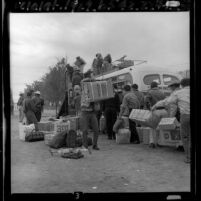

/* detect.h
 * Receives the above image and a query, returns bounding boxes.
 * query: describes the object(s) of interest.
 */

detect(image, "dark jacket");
[102,92,120,112]
[145,87,166,108]
[133,90,144,109]
[23,97,38,124]
[72,72,83,86]
[32,96,44,113]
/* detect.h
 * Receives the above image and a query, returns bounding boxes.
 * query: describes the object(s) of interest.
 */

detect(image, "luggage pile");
[129,109,183,147]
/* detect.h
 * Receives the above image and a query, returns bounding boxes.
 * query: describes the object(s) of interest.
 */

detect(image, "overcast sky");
[10,12,189,102]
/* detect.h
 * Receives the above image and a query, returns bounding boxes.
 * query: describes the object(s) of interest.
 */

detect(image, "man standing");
[144,81,166,148]
[72,66,83,87]
[17,92,24,122]
[113,85,140,144]
[23,90,39,131]
[72,85,81,116]
[80,78,100,150]
[145,81,166,110]
[74,56,86,74]
[32,91,44,122]
[92,53,103,76]
[151,81,181,120]
[102,85,120,140]
[157,78,190,163]
[131,84,144,109]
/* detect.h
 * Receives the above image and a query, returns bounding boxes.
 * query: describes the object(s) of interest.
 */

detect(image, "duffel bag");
[25,130,44,142]
[60,150,84,159]
[49,131,67,149]
[75,136,93,147]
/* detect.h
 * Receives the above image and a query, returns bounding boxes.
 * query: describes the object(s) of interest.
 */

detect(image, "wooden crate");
[82,80,114,102]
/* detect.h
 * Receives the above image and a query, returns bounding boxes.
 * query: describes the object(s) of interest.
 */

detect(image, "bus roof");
[95,64,178,80]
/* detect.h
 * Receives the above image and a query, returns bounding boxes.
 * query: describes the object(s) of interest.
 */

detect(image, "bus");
[95,63,182,96]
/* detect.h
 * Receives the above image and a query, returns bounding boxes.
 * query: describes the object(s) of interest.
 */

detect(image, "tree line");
[24,57,67,114]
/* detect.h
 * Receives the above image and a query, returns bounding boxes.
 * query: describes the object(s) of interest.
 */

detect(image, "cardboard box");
[82,80,114,102]
[141,127,151,145]
[157,128,182,146]
[158,117,180,130]
[61,115,80,130]
[44,133,57,145]
[116,128,131,144]
[54,122,70,133]
[19,123,35,141]
[129,109,168,129]
[138,127,160,145]
[136,127,143,143]
[38,121,55,131]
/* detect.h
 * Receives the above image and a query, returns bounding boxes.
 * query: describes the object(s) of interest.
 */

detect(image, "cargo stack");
[81,80,114,102]
[157,117,182,147]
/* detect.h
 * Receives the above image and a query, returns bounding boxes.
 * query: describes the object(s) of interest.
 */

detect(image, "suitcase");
[25,131,44,142]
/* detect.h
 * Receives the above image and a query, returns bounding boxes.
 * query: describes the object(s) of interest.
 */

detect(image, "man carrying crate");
[79,78,100,150]
[152,78,190,163]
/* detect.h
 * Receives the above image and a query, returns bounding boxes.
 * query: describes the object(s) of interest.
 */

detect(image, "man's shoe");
[93,145,100,150]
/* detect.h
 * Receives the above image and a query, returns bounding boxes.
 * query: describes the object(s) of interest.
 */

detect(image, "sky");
[10,12,190,102]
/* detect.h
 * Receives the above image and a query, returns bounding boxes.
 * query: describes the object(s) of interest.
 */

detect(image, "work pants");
[129,119,140,143]
[19,106,25,122]
[105,108,117,138]
[25,111,39,131]
[35,111,42,122]
[180,114,191,161]
[80,111,99,148]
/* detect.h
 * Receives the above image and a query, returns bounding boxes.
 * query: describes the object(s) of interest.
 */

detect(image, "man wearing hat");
[153,78,190,163]
[23,90,39,131]
[17,92,25,122]
[144,81,166,110]
[32,91,44,122]
[72,66,83,87]
[151,81,181,118]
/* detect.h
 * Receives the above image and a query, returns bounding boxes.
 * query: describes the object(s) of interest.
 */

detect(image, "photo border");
[2,0,196,201]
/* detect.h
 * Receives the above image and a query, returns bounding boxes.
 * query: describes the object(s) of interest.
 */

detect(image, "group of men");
[17,90,44,131]
[17,74,190,163]
[71,75,190,163]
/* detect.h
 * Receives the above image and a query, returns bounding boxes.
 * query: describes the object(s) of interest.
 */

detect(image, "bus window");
[163,74,179,85]
[143,74,161,85]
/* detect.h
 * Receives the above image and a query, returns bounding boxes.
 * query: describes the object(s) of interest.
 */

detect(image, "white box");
[158,117,180,130]
[19,123,35,141]
[157,128,182,146]
[116,129,131,144]
[82,80,114,102]
[129,109,168,129]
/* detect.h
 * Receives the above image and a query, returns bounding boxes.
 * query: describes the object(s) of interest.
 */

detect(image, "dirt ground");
[11,110,190,193]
